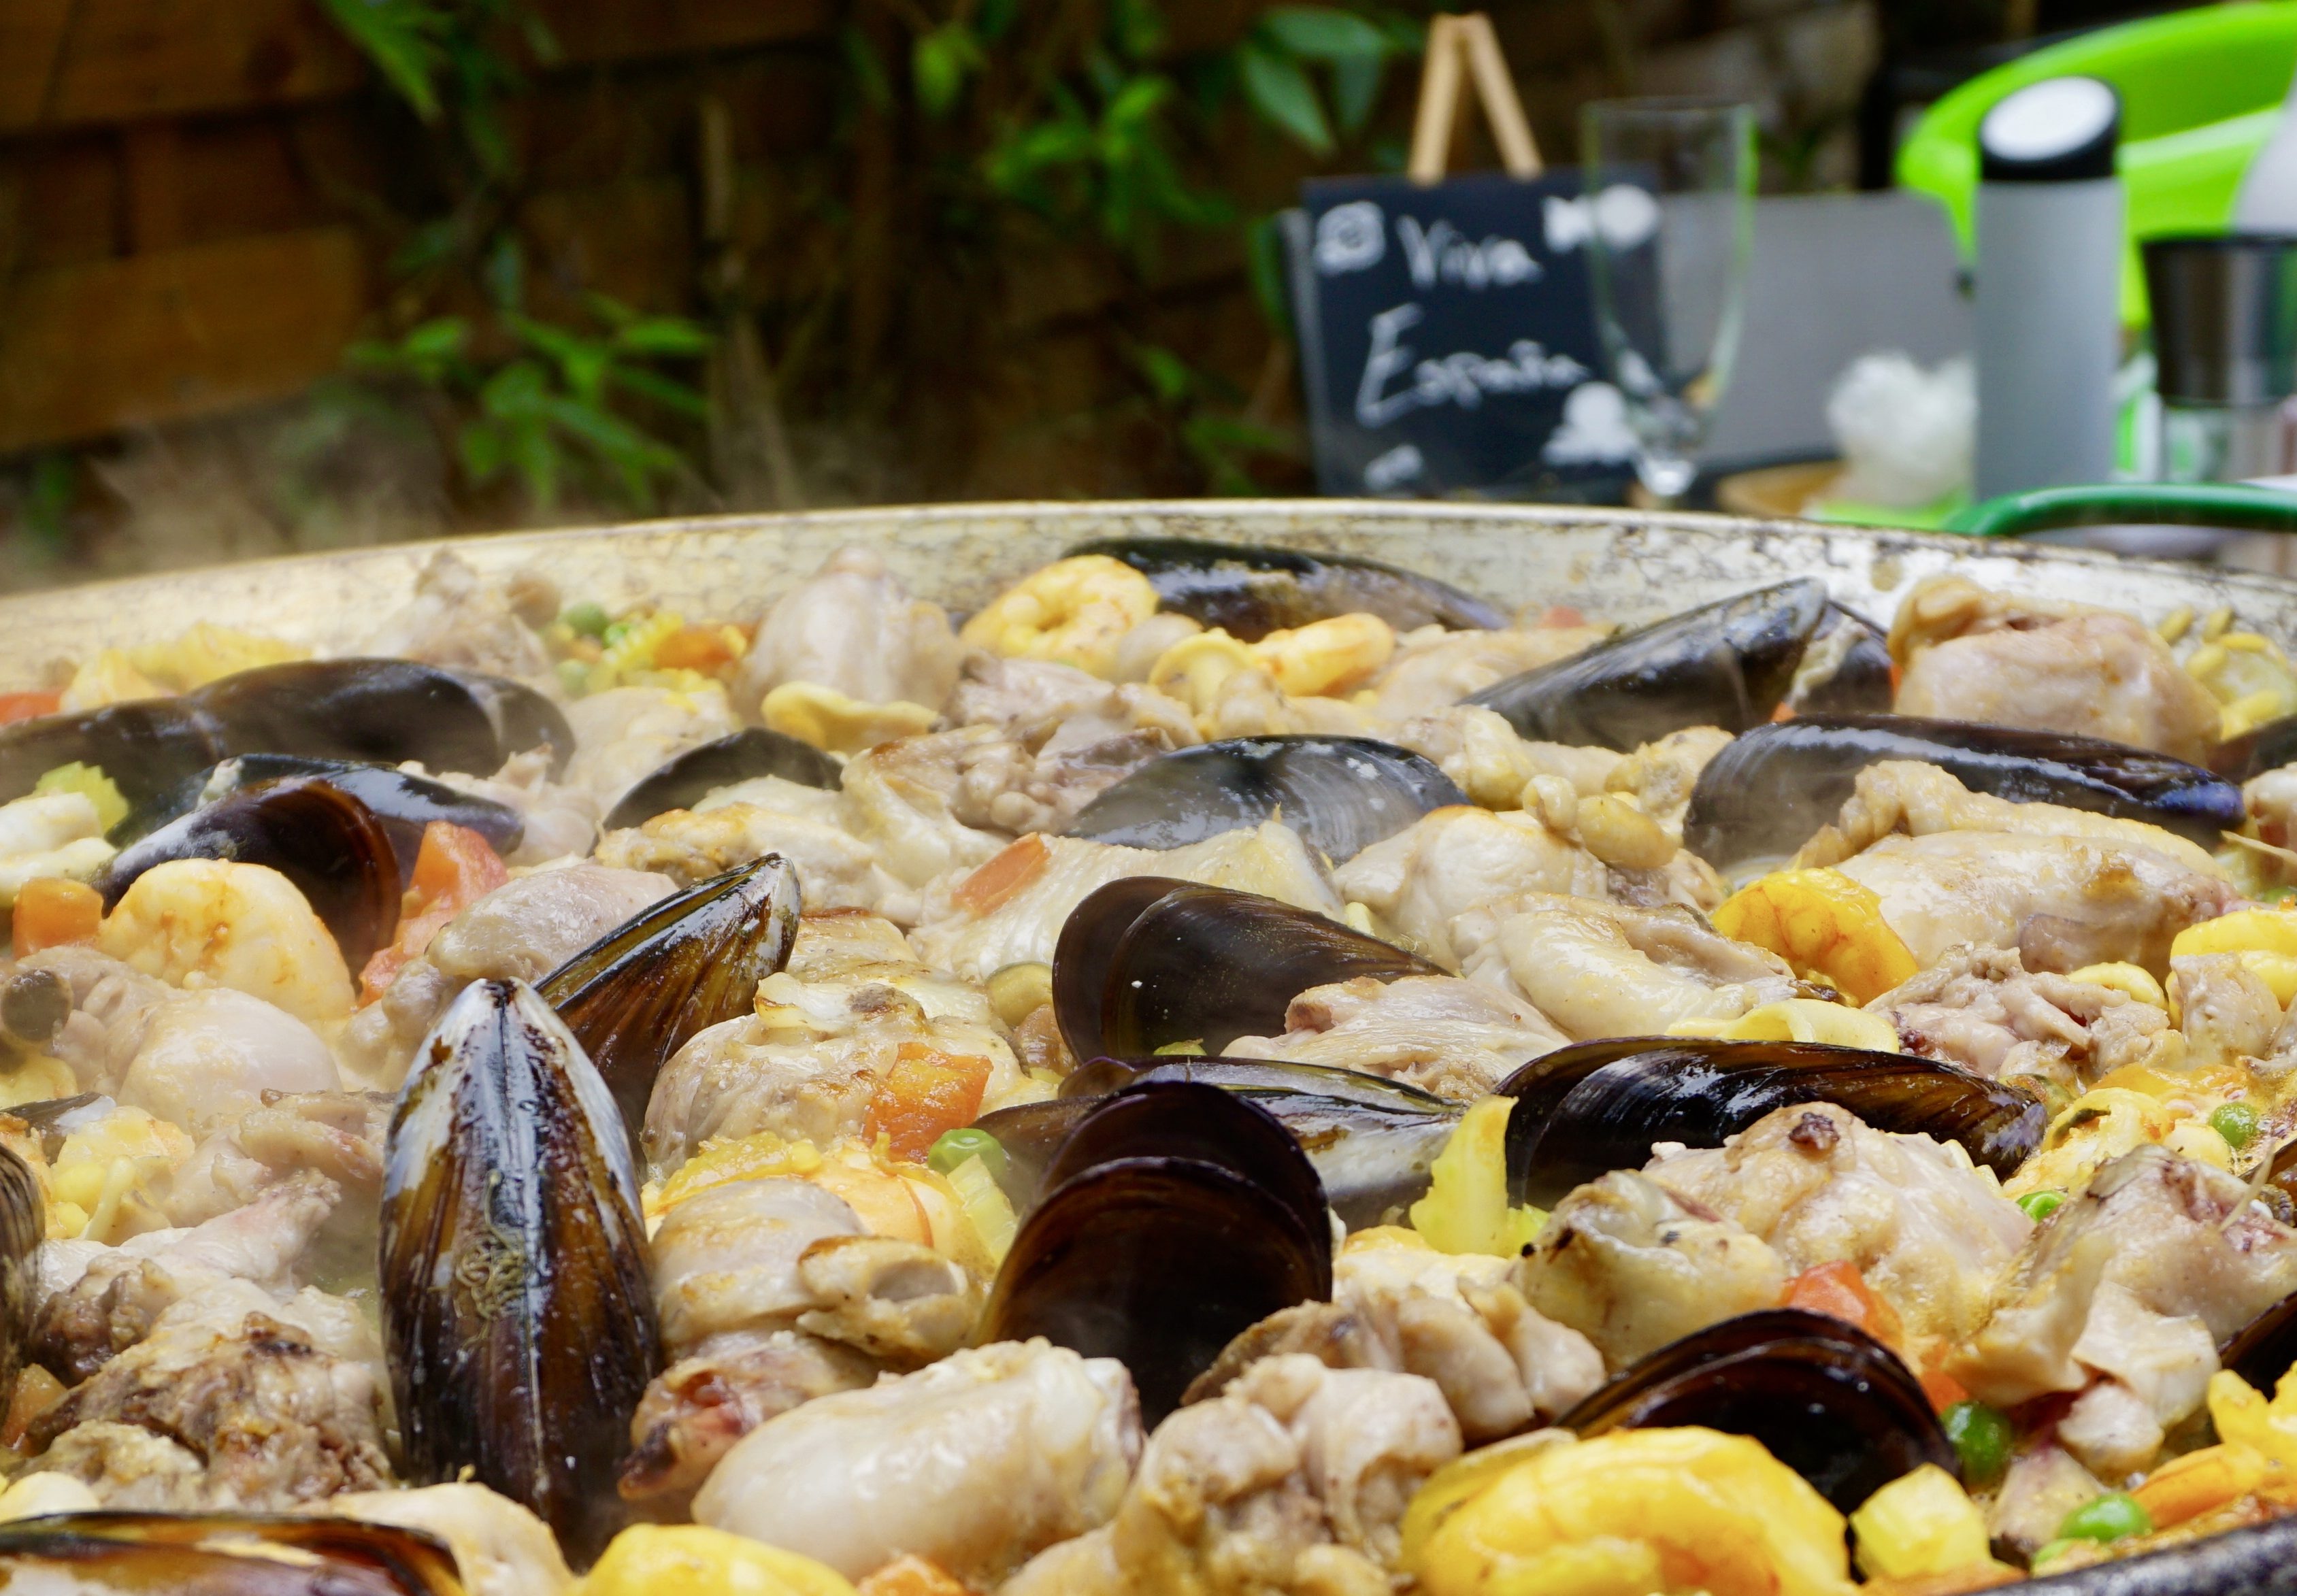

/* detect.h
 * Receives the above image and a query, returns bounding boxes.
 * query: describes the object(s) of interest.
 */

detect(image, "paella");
[2,527,2297,1595]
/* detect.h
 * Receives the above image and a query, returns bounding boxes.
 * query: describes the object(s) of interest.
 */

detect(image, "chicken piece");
[1516,1170,1787,1369]
[1867,946,2182,1100]
[1889,576,2219,760]
[1799,760,2225,878]
[1951,1147,2297,1465]
[33,1170,342,1380]
[1192,664,1378,743]
[427,748,601,866]
[1365,622,1607,721]
[596,801,906,911]
[26,1298,393,1510]
[693,1338,1142,1586]
[26,1423,205,1510]
[22,946,174,1098]
[839,727,1014,890]
[164,1091,390,1227]
[331,1483,575,1596]
[362,550,554,682]
[621,1327,883,1513]
[2245,763,2297,854]
[2170,953,2285,1069]
[794,1233,980,1365]
[1380,708,1583,812]
[563,684,742,812]
[1191,1233,1602,1444]
[736,546,964,716]
[646,915,1037,1167]
[1223,975,1566,1101]
[1989,1445,2106,1557]
[1646,1102,2031,1352]
[1334,808,1608,966]
[907,822,1341,983]
[0,791,114,906]
[343,863,674,1086]
[114,986,339,1133]
[1453,893,1798,1043]
[1006,1354,1461,1596]
[946,654,1197,757]
[652,1177,865,1357]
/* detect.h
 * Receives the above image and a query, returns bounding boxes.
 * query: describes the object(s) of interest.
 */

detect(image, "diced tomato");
[12,878,101,954]
[1770,700,1796,722]
[1533,605,1586,629]
[863,1044,993,1162]
[0,693,59,727]
[359,822,510,1002]
[1783,1259,1904,1347]
[1921,1367,1971,1414]
[654,625,742,675]
[953,835,1049,917]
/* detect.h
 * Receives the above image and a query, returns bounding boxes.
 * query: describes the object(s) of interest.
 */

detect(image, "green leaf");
[1330,52,1383,134]
[316,0,447,120]
[1258,6,1390,61]
[401,318,470,361]
[388,217,459,278]
[842,23,896,112]
[1237,41,1332,154]
[480,359,551,419]
[977,0,1019,41]
[1131,344,1194,405]
[482,233,525,312]
[1245,215,1293,337]
[459,418,508,480]
[1109,0,1166,61]
[912,22,983,117]
[610,365,710,419]
[614,317,713,358]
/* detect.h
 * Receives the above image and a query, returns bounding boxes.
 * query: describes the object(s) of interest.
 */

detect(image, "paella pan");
[5,501,2297,1595]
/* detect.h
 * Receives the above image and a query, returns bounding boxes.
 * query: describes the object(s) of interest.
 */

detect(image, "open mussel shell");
[113,754,525,869]
[2211,713,2297,782]
[1779,603,1894,718]
[97,777,403,971]
[982,1079,1334,1423]
[1062,735,1465,861]
[1068,536,1504,640]
[538,854,801,1156]
[381,978,659,1567]
[0,1512,464,1595]
[0,1141,42,1400]
[1559,1308,1955,1513]
[1496,1038,2045,1206]
[601,728,842,831]
[1466,578,1828,750]
[1052,879,1438,1061]
[1684,714,2245,872]
[0,659,570,810]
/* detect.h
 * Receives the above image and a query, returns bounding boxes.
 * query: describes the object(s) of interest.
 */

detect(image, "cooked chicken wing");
[1223,974,1566,1099]
[1868,946,2182,1099]
[1365,621,1606,720]
[563,684,742,812]
[331,1483,575,1596]
[735,546,964,716]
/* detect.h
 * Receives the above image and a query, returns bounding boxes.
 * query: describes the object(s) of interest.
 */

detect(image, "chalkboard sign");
[1285,171,1653,500]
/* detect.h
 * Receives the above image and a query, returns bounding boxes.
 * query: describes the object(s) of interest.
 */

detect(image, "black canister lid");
[2145,234,2297,405]
[1979,76,2120,184]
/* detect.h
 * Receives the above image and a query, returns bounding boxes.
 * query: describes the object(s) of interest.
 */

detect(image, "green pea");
[2028,1539,2082,1571]
[2058,1492,2151,1544]
[928,1127,1008,1181]
[2213,1101,2262,1150]
[561,601,610,638]
[554,659,592,697]
[2017,1189,2065,1223]
[1940,1400,2013,1486]
[601,619,633,646]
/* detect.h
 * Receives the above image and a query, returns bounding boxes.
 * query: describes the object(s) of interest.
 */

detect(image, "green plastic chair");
[1897,3,2297,327]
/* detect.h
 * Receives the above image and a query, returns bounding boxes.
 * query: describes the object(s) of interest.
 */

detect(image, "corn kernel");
[575,1524,856,1596]
[1851,1464,1992,1580]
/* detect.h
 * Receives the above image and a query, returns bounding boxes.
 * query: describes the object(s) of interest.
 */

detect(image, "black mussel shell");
[2220,1290,2297,1393]
[1063,735,1465,861]
[0,1512,464,1595]
[1038,1081,1327,1242]
[113,754,525,878]
[1559,1308,1955,1513]
[1781,603,1894,718]
[0,697,222,812]
[981,1056,1461,1228]
[1467,579,1828,750]
[1069,536,1505,641]
[2213,714,2297,782]
[381,978,659,1566]
[1496,1038,2045,1206]
[0,1141,42,1399]
[982,1084,1334,1425]
[97,778,403,972]
[1052,880,1438,1061]
[539,855,802,1160]
[0,659,569,812]
[1684,714,2245,872]
[601,729,842,831]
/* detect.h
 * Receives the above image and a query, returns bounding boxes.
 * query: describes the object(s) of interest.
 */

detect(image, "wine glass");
[1580,98,1757,503]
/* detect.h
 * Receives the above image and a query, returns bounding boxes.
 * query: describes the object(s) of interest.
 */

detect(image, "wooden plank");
[37,0,365,129]
[538,0,829,66]
[0,227,368,450]
[120,122,183,250]
[0,0,77,129]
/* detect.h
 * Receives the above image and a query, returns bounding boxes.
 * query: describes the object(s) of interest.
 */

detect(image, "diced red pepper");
[953,835,1049,917]
[0,693,60,727]
[359,822,510,1002]
[863,1044,993,1163]
[1783,1259,1904,1348]
[12,878,101,954]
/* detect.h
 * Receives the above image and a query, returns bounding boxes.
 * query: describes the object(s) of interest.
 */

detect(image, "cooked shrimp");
[99,859,354,1025]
